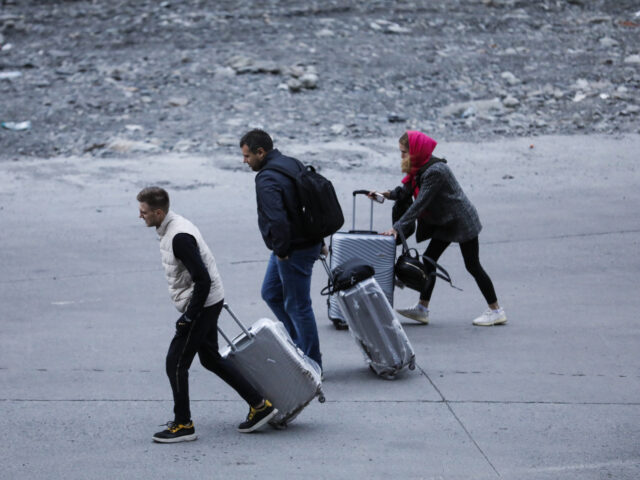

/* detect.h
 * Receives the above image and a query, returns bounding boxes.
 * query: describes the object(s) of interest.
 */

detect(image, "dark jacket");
[255,149,318,257]
[392,160,482,243]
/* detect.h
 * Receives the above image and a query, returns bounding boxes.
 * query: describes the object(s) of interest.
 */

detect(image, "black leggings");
[420,237,497,305]
[166,299,263,424]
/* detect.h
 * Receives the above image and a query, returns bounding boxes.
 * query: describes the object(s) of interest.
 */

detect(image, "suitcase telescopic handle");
[318,254,336,297]
[318,254,333,281]
[351,190,374,232]
[218,303,254,351]
[216,326,236,352]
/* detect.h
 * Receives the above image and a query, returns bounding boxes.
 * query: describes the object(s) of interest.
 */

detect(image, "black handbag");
[394,228,461,292]
[321,257,375,296]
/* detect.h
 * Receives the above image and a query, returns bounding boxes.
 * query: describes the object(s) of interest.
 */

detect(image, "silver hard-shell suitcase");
[328,190,396,326]
[321,259,416,379]
[218,304,325,427]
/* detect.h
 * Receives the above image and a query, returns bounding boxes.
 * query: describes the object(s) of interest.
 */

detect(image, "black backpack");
[263,163,344,241]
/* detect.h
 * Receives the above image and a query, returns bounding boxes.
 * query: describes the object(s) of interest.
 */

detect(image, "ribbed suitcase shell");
[337,277,415,379]
[219,307,325,427]
[328,232,396,323]
[327,191,396,323]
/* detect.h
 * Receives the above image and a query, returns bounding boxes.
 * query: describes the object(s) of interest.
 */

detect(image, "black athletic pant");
[166,299,263,424]
[420,237,498,305]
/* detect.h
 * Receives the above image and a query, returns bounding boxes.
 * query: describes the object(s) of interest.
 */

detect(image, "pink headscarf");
[401,131,437,198]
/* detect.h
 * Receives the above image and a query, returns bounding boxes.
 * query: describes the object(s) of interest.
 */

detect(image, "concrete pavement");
[1,134,639,479]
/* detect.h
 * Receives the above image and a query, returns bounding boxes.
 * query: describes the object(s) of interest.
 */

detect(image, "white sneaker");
[396,304,429,324]
[472,308,507,326]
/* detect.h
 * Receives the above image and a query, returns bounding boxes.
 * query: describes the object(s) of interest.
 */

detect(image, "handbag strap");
[421,255,463,291]
[396,226,411,253]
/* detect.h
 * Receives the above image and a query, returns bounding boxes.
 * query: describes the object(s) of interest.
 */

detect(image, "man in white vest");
[137,186,276,443]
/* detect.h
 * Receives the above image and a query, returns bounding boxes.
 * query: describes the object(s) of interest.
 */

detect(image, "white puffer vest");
[156,211,224,313]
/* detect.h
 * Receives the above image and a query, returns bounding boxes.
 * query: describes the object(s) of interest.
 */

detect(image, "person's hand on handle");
[381,227,398,238]
[367,190,390,203]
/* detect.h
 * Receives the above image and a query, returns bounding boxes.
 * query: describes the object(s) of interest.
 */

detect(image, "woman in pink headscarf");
[370,131,506,327]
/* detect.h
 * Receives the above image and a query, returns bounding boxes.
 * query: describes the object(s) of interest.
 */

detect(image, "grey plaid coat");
[392,162,482,243]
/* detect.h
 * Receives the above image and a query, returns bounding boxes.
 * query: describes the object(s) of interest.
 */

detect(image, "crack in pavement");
[419,364,501,477]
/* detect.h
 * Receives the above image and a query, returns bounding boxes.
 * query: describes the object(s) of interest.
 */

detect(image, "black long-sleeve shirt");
[172,233,211,319]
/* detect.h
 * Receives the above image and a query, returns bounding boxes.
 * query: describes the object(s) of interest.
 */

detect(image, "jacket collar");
[417,156,447,177]
[156,210,176,237]
[260,149,281,169]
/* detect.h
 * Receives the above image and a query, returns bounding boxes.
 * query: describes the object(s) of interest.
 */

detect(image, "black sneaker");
[237,400,278,433]
[152,421,197,443]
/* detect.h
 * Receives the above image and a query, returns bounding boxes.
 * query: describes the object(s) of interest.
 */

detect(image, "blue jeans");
[261,243,322,368]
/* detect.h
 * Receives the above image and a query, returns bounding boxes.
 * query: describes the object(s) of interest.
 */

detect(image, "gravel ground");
[0,0,639,159]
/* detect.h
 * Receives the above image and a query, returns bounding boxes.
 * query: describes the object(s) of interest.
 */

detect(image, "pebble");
[462,107,476,118]
[167,97,189,107]
[387,113,407,123]
[213,66,235,78]
[441,98,504,118]
[502,96,520,108]
[287,78,302,93]
[501,71,520,86]
[252,61,280,74]
[107,138,161,153]
[1,120,31,131]
[369,20,410,34]
[300,73,318,89]
[215,136,237,147]
[574,78,590,90]
[315,28,334,38]
[620,105,640,116]
[588,16,611,24]
[173,139,199,152]
[227,55,252,71]
[623,55,640,64]
[287,65,306,78]
[330,124,346,135]
[0,71,22,80]
[599,37,619,48]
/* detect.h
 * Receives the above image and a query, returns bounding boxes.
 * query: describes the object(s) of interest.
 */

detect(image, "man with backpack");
[240,129,333,370]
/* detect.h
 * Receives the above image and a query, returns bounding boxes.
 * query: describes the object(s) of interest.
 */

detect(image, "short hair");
[399,132,409,149]
[137,186,170,213]
[239,129,273,154]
